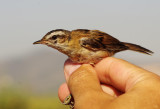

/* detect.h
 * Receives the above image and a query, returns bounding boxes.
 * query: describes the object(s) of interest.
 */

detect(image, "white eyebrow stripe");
[46,31,65,39]
[51,31,65,36]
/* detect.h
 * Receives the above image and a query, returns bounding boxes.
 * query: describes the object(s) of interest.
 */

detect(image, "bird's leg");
[63,94,74,109]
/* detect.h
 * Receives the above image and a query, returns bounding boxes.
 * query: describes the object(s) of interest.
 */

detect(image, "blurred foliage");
[28,96,69,109]
[0,87,69,109]
[0,87,27,109]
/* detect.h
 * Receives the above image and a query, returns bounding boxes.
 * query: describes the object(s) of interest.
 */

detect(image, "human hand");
[58,57,160,109]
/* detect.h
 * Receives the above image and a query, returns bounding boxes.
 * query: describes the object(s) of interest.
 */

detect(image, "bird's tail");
[123,42,154,55]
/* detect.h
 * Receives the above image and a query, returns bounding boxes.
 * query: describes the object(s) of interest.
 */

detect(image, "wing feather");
[80,30,128,52]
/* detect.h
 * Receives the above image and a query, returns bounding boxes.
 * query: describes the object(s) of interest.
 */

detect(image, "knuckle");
[68,65,95,86]
[68,69,89,87]
[68,65,97,93]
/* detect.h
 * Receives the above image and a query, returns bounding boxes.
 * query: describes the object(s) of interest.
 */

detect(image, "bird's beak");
[33,40,42,44]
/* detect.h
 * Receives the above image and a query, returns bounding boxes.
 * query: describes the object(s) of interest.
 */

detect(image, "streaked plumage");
[33,29,153,64]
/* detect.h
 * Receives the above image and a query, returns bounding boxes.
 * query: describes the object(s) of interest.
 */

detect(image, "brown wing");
[80,30,128,52]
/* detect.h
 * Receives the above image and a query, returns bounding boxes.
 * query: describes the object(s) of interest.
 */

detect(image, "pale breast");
[69,47,112,64]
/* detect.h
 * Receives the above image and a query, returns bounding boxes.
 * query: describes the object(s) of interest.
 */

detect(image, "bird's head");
[33,29,71,48]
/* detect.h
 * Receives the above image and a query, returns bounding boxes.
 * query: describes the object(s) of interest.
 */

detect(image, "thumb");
[64,60,103,101]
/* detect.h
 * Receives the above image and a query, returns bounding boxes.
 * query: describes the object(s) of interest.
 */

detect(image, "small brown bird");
[33,29,153,64]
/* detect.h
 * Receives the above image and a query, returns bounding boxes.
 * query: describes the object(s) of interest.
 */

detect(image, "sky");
[0,0,160,63]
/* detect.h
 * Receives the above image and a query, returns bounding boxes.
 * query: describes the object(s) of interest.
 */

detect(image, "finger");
[64,62,114,101]
[101,84,122,97]
[58,83,120,102]
[94,57,156,92]
[64,59,81,81]
[65,64,102,99]
[58,83,70,102]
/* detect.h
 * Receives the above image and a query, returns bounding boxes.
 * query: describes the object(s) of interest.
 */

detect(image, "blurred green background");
[0,0,160,109]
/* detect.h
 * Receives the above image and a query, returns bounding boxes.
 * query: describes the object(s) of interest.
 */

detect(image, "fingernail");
[64,59,81,79]
[64,62,81,75]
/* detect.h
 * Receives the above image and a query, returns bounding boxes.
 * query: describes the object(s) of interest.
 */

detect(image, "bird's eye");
[51,35,59,40]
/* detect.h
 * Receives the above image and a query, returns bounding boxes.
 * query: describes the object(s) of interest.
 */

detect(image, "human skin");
[58,57,160,109]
